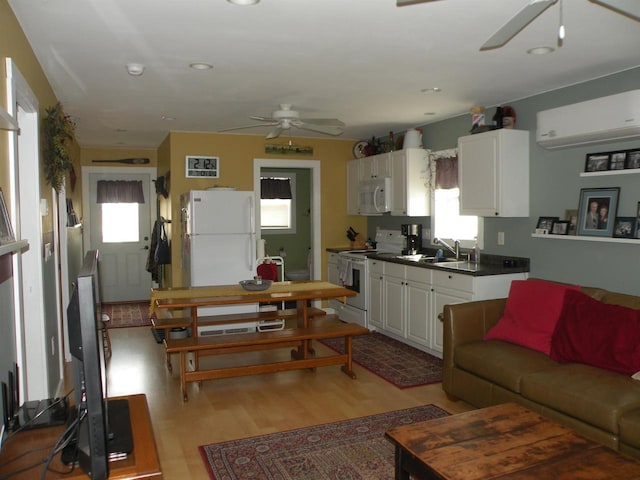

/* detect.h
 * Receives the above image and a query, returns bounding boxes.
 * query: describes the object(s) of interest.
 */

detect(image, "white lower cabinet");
[327,252,340,286]
[371,261,527,358]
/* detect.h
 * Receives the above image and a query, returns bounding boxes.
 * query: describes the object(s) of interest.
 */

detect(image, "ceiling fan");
[219,104,345,139]
[396,0,640,50]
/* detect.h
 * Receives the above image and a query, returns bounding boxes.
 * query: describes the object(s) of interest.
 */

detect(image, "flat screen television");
[66,249,109,479]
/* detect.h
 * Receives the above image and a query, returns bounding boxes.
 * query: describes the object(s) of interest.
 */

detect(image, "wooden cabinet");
[458,129,529,217]
[390,148,430,216]
[346,159,360,215]
[368,259,384,328]
[360,152,391,180]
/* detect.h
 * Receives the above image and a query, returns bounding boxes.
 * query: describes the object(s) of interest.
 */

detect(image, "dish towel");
[338,257,353,287]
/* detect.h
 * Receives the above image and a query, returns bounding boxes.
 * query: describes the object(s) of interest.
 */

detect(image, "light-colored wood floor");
[102,326,473,479]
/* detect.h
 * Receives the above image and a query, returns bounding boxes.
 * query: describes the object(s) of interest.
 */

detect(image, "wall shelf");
[0,240,28,257]
[580,168,640,177]
[0,107,18,131]
[531,233,639,244]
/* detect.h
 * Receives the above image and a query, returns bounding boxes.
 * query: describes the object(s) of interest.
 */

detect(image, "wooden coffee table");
[385,402,640,479]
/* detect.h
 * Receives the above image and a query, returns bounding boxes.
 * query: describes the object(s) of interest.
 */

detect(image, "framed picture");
[613,217,636,239]
[536,216,558,233]
[550,220,570,235]
[0,188,16,245]
[584,153,609,172]
[564,209,578,235]
[626,150,640,170]
[577,187,620,237]
[636,202,640,240]
[609,151,627,170]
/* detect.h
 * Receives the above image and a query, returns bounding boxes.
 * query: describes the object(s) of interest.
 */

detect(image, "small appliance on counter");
[401,223,422,255]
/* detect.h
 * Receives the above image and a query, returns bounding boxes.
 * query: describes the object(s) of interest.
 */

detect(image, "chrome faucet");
[433,238,460,260]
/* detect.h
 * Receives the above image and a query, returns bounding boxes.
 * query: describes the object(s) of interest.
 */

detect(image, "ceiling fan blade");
[298,118,346,127]
[297,122,344,136]
[266,125,284,139]
[589,0,640,21]
[480,0,557,51]
[396,0,441,6]
[218,122,278,133]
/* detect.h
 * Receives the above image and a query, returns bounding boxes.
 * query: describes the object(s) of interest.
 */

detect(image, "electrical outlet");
[498,232,505,245]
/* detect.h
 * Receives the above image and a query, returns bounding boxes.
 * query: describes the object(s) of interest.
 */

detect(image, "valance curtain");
[261,177,292,199]
[96,180,145,204]
[435,156,459,189]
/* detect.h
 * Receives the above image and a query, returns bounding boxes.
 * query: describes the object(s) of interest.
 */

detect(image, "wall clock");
[185,155,219,178]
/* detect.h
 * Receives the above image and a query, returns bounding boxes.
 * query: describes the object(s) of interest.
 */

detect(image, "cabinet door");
[368,271,384,328]
[431,287,472,353]
[390,150,407,215]
[327,254,340,286]
[346,159,360,215]
[383,275,405,336]
[375,153,392,178]
[406,280,431,347]
[458,132,499,216]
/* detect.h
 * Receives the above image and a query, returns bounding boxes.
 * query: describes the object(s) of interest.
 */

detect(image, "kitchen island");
[151,281,369,400]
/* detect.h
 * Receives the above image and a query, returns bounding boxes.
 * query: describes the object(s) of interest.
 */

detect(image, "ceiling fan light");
[527,45,555,55]
[126,63,145,76]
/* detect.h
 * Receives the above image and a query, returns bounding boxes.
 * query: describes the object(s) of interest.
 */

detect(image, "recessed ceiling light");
[190,62,213,70]
[126,63,145,76]
[527,46,555,55]
[161,115,175,121]
[424,112,436,116]
[227,0,259,5]
[420,87,441,94]
[115,128,127,133]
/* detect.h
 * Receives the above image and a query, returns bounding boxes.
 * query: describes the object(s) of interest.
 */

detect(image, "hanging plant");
[42,102,76,193]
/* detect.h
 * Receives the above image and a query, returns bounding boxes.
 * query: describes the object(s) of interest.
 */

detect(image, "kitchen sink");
[395,255,461,264]
[432,261,478,271]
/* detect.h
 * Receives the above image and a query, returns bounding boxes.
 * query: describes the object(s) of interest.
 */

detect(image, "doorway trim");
[253,159,321,280]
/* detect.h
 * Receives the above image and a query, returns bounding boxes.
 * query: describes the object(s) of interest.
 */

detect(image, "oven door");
[344,261,366,310]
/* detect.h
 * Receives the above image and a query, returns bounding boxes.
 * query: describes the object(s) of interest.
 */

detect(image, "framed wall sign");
[185,155,219,178]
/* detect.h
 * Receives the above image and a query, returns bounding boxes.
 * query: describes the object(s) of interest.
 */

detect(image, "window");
[260,173,296,234]
[102,203,139,242]
[431,151,482,249]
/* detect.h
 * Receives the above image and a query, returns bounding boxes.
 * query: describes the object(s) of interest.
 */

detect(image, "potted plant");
[42,102,75,193]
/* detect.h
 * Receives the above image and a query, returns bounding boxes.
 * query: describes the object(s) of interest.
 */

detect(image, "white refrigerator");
[181,190,259,334]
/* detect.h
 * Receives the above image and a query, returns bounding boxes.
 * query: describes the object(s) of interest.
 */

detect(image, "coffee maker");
[401,223,422,255]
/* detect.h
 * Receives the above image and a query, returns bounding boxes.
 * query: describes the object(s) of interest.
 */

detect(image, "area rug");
[101,302,152,328]
[199,404,449,480]
[319,332,443,388]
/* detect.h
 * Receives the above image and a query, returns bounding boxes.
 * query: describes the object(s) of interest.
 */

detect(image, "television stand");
[0,394,161,480]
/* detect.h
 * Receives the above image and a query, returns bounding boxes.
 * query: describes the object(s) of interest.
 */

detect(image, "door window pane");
[102,203,139,242]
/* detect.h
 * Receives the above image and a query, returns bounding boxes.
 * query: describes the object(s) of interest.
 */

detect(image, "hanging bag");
[154,223,171,265]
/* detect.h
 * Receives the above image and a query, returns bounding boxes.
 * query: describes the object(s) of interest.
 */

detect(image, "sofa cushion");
[521,363,640,433]
[484,279,580,355]
[550,290,640,375]
[620,409,640,449]
[456,340,558,393]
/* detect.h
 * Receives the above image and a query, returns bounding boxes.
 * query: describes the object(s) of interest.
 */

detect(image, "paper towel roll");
[257,239,266,259]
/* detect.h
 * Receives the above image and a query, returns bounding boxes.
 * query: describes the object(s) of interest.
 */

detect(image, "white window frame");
[260,172,297,235]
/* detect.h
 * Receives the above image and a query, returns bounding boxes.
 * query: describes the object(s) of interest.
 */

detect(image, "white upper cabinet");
[458,129,530,217]
[390,148,430,216]
[360,152,391,181]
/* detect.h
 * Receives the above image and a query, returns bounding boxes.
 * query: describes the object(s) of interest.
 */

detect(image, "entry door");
[88,171,153,302]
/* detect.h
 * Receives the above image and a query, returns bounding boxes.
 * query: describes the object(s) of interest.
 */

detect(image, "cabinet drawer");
[369,259,385,274]
[432,270,474,293]
[405,265,432,284]
[327,252,340,265]
[385,262,406,278]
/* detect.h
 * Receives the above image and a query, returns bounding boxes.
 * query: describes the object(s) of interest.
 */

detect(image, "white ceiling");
[8,0,640,148]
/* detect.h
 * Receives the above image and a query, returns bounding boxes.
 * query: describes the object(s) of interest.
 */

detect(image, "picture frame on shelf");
[0,188,16,245]
[609,151,627,170]
[564,209,578,235]
[613,217,636,239]
[636,202,640,239]
[535,216,559,234]
[584,153,609,172]
[626,150,640,170]
[550,220,570,235]
[577,187,619,237]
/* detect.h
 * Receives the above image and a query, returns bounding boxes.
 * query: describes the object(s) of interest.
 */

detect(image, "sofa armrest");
[442,298,506,393]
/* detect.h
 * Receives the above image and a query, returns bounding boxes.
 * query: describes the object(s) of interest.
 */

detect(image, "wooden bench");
[164,315,369,401]
[152,307,327,371]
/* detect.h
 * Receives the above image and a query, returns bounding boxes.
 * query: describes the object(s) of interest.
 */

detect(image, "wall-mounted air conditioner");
[536,90,640,150]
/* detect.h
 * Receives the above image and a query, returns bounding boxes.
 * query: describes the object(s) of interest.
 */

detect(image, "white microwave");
[358,177,391,215]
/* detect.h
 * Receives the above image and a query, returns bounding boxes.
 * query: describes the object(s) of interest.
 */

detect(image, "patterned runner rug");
[319,332,443,388]
[199,404,449,480]
[101,302,151,328]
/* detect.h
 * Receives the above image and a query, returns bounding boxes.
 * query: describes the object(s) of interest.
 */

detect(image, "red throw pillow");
[550,290,640,375]
[484,279,580,355]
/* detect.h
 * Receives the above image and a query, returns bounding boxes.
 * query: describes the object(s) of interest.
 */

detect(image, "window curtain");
[261,177,292,199]
[431,149,459,190]
[96,180,145,203]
